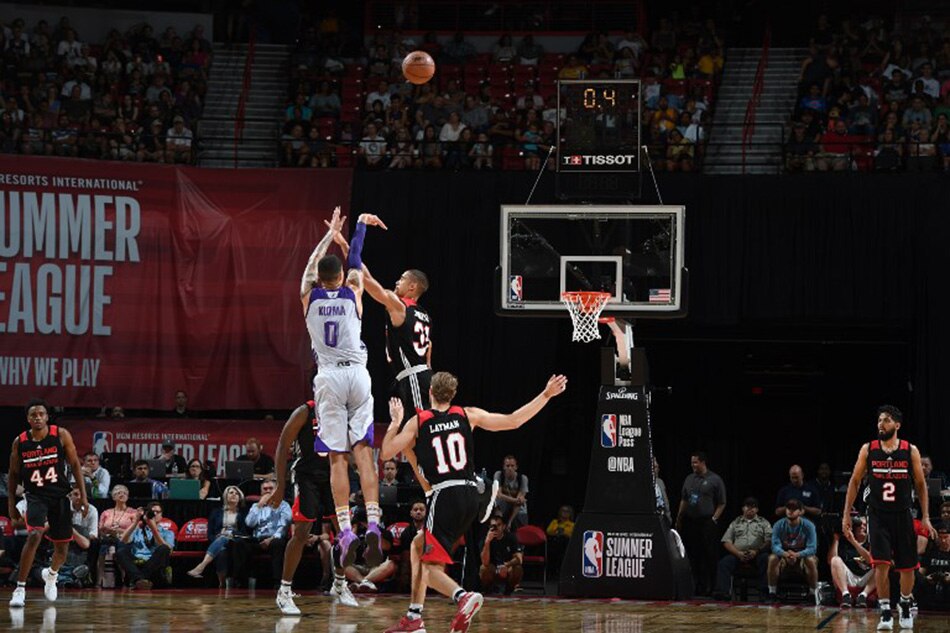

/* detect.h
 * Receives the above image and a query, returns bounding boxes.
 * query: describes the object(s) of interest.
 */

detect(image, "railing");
[741,22,771,173]
[233,30,256,167]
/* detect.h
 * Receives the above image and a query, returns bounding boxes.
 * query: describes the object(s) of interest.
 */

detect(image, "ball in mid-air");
[402,50,436,85]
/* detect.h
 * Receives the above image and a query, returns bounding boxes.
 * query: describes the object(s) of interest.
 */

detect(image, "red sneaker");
[383,615,426,633]
[449,592,484,633]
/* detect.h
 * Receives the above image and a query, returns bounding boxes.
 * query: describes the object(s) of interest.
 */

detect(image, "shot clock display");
[557,79,641,173]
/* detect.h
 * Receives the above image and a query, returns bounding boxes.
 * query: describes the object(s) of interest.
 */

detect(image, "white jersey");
[305,285,367,366]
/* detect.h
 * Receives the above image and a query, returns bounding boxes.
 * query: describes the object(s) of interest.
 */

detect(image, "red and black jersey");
[414,406,475,486]
[385,298,431,376]
[293,401,329,482]
[19,425,71,499]
[866,439,914,512]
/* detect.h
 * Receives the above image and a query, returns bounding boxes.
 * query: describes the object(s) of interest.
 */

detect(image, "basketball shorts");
[867,506,918,571]
[422,483,479,565]
[313,364,374,452]
[395,368,432,428]
[291,472,333,523]
[24,493,73,542]
[845,566,874,589]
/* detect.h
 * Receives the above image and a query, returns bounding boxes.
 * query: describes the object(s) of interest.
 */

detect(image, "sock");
[407,604,423,620]
[17,581,25,588]
[366,502,381,527]
[280,580,292,592]
[336,506,351,532]
[47,568,58,576]
[452,588,465,603]
[879,598,890,611]
[333,572,346,589]
[768,585,777,594]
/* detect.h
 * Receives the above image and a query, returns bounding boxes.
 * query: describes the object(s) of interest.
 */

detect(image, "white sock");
[880,598,890,611]
[768,585,777,594]
[336,506,351,532]
[407,604,423,620]
[333,573,346,589]
[366,502,381,527]
[280,580,292,592]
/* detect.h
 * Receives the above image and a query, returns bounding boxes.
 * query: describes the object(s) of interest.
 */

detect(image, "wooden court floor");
[3,589,950,632]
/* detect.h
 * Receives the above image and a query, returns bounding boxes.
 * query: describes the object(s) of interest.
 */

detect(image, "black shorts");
[291,472,333,524]
[867,506,918,571]
[24,493,73,542]
[422,483,479,565]
[396,369,432,427]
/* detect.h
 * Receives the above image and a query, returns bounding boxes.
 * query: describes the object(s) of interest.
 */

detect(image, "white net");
[561,292,612,343]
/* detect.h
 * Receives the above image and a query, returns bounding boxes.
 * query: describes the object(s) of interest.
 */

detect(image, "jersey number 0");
[431,432,467,474]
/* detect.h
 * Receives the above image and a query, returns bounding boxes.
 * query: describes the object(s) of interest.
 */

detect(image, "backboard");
[498,205,686,318]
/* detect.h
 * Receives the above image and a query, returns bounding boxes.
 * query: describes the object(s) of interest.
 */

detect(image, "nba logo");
[582,530,604,578]
[509,275,523,302]
[92,431,113,454]
[601,414,617,448]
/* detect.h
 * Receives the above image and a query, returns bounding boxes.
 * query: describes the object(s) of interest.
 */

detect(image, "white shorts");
[846,567,874,589]
[313,364,374,452]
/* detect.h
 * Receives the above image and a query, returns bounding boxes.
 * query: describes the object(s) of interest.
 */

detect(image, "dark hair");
[83,451,99,460]
[25,398,51,418]
[691,451,707,463]
[785,498,803,511]
[877,404,903,423]
[133,459,149,468]
[317,254,343,285]
[405,269,429,294]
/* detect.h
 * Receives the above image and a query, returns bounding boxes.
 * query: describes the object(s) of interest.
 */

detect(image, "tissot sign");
[561,154,639,170]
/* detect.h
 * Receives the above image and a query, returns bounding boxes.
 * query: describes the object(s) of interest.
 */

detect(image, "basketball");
[402,50,435,85]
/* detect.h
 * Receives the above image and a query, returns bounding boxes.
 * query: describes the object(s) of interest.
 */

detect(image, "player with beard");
[842,405,936,630]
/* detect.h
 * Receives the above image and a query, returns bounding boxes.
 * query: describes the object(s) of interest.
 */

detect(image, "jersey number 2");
[30,466,58,487]
[882,482,896,502]
[431,433,467,474]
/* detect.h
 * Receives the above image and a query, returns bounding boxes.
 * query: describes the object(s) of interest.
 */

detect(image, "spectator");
[469,132,493,169]
[902,96,933,129]
[115,501,174,589]
[358,121,387,168]
[76,451,111,499]
[365,80,392,111]
[830,516,875,608]
[916,62,940,100]
[516,83,544,111]
[306,125,331,168]
[137,119,166,162]
[675,450,726,597]
[187,485,248,587]
[341,506,396,592]
[847,92,877,135]
[875,127,903,171]
[654,457,671,523]
[546,504,575,570]
[883,69,910,104]
[810,462,836,524]
[786,123,818,172]
[932,115,950,172]
[615,46,639,78]
[230,478,291,587]
[479,513,524,595]
[616,29,648,61]
[380,459,399,487]
[185,458,211,500]
[922,455,950,490]
[418,124,442,169]
[285,93,312,122]
[651,17,677,53]
[920,522,950,609]
[494,455,529,528]
[165,115,193,163]
[558,55,588,80]
[157,438,187,476]
[396,500,427,591]
[172,390,189,417]
[774,464,823,519]
[905,119,936,171]
[461,95,490,132]
[388,127,414,169]
[799,85,827,114]
[238,438,276,476]
[56,28,83,65]
[310,81,341,118]
[440,111,466,169]
[442,32,476,64]
[282,123,309,167]
[493,34,517,63]
[666,129,694,172]
[98,486,138,543]
[766,499,819,604]
[516,35,544,65]
[130,459,168,499]
[714,497,771,601]
[816,119,852,171]
[59,487,98,587]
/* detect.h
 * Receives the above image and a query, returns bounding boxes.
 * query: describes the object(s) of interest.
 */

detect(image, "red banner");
[0,157,352,408]
[61,417,389,477]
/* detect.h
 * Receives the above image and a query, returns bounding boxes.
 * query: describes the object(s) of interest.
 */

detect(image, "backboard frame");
[497,205,687,319]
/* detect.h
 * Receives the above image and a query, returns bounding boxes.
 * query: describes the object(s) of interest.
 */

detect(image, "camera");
[145,508,156,520]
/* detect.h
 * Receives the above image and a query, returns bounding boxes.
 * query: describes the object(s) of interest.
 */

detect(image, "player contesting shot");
[841,405,936,631]
[380,371,567,633]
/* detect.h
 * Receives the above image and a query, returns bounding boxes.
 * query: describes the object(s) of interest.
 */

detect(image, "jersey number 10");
[431,432,467,474]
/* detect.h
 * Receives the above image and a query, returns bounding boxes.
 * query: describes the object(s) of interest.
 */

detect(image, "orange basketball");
[402,50,436,85]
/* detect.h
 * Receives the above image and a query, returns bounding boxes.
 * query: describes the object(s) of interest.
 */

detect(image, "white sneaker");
[330,582,358,607]
[898,600,913,630]
[878,609,894,631]
[276,589,301,615]
[41,568,58,602]
[275,616,301,633]
[9,587,25,608]
[40,606,56,633]
[9,606,24,629]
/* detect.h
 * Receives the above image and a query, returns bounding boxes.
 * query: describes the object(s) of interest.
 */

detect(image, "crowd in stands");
[0,16,210,164]
[281,14,724,171]
[787,12,950,172]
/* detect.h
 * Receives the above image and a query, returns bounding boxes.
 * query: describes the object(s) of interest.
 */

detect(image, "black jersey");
[414,406,475,486]
[838,536,872,576]
[19,425,71,499]
[866,439,914,512]
[386,298,431,377]
[294,401,329,481]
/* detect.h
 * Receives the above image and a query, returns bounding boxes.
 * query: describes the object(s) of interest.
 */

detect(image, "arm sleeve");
[347,221,366,270]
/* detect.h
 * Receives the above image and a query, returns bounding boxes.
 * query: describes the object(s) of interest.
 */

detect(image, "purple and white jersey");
[305,286,367,366]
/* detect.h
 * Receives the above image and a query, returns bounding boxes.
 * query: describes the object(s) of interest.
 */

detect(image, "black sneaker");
[841,593,853,608]
[856,593,867,608]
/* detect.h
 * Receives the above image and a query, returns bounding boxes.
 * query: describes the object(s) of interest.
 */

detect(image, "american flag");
[649,288,671,303]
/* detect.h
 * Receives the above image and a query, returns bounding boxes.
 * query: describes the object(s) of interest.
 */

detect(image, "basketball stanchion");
[560,291,612,342]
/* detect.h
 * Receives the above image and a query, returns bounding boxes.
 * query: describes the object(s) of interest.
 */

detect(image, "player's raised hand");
[358,213,388,230]
[543,374,568,398]
[388,397,404,427]
[327,205,345,233]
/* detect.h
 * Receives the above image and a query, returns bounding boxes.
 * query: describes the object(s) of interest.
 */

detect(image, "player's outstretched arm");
[362,264,408,324]
[467,375,568,432]
[7,438,21,522]
[301,206,345,304]
[271,404,310,508]
[60,428,88,517]
[841,443,869,538]
[381,398,419,460]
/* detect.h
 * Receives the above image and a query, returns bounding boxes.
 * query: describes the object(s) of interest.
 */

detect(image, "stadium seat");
[515,525,548,591]
[171,518,209,559]
[0,515,11,536]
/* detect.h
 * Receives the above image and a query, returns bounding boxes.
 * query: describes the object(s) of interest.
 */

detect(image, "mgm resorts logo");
[563,154,637,166]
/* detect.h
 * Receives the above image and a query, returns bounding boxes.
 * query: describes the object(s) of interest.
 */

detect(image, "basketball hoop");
[561,291,612,343]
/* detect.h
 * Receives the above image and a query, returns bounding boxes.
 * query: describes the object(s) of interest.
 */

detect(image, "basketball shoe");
[878,607,894,630]
[276,587,301,615]
[41,568,57,601]
[449,592,484,633]
[336,528,359,568]
[364,523,384,567]
[383,615,426,633]
[9,586,25,607]
[330,580,359,607]
[898,598,913,630]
